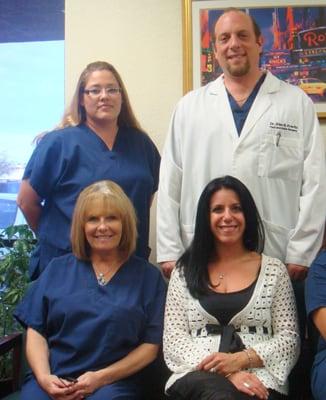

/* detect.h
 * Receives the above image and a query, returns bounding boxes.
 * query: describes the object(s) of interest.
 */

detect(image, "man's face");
[213,11,263,78]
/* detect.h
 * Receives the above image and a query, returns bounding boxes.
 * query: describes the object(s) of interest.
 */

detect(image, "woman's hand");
[73,371,104,397]
[160,261,176,279]
[197,352,243,376]
[228,371,269,400]
[37,374,82,400]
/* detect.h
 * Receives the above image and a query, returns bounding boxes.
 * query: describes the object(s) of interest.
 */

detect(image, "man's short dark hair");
[212,7,262,43]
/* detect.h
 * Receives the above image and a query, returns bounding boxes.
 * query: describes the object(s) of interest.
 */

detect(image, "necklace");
[234,95,249,104]
[225,85,250,105]
[93,265,112,286]
[210,272,225,288]
[93,259,122,286]
[97,271,109,286]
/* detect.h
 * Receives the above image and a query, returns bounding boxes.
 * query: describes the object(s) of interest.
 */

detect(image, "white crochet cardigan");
[163,254,300,394]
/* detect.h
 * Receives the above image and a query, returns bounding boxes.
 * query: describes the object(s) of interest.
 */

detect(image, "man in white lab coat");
[157,8,326,280]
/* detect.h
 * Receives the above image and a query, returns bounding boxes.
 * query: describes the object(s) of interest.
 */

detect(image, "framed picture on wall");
[182,0,326,118]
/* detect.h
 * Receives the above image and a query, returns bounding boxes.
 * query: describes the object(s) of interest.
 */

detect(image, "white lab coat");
[157,71,326,266]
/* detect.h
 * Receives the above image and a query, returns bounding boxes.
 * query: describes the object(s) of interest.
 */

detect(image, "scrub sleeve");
[14,254,166,399]
[23,125,160,279]
[305,251,326,400]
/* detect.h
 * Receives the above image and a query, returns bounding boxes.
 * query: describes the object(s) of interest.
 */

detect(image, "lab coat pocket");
[258,133,302,181]
[263,219,291,261]
[181,224,194,248]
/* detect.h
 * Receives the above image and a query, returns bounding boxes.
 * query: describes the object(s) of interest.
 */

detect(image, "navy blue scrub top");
[306,250,326,354]
[23,125,160,267]
[227,73,266,135]
[14,253,166,378]
[305,250,326,400]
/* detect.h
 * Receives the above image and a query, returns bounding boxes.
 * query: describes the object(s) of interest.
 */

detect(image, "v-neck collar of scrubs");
[82,257,128,289]
[81,124,121,152]
[227,73,266,136]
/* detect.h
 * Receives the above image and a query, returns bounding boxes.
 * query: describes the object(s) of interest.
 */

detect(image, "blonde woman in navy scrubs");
[15,180,166,400]
[17,61,160,280]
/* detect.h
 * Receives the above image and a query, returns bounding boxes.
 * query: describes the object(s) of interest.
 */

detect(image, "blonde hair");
[58,61,144,132]
[71,180,137,261]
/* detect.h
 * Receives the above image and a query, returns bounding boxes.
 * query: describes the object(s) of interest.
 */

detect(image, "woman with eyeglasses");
[15,180,166,400]
[163,176,300,400]
[17,61,160,280]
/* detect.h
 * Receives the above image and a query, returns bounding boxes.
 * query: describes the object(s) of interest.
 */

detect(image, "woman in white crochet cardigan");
[163,176,300,400]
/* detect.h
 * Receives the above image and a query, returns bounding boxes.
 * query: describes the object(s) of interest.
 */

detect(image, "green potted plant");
[0,224,35,388]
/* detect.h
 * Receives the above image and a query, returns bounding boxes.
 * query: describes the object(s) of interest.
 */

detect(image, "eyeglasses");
[83,87,122,98]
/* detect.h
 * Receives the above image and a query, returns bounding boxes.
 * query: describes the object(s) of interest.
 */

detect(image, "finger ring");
[243,382,251,388]
[211,367,217,372]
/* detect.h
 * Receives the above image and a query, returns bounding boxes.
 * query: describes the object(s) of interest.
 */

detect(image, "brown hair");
[58,61,144,132]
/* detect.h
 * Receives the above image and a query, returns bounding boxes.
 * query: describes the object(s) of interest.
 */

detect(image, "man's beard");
[226,58,250,77]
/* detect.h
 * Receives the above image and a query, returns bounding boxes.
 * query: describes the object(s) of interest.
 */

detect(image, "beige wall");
[65,0,183,263]
[65,0,182,147]
[65,0,326,263]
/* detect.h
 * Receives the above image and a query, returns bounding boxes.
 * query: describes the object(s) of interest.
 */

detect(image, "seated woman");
[14,180,166,400]
[163,176,299,400]
[305,229,326,400]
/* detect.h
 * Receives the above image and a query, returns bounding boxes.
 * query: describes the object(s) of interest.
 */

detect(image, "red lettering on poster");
[303,31,326,48]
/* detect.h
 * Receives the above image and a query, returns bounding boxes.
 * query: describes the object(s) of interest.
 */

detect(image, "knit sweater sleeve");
[163,268,210,372]
[251,261,300,385]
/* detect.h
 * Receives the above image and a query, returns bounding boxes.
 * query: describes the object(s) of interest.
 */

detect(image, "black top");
[199,279,257,325]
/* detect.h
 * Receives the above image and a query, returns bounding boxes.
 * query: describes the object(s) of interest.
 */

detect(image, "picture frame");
[182,0,326,118]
